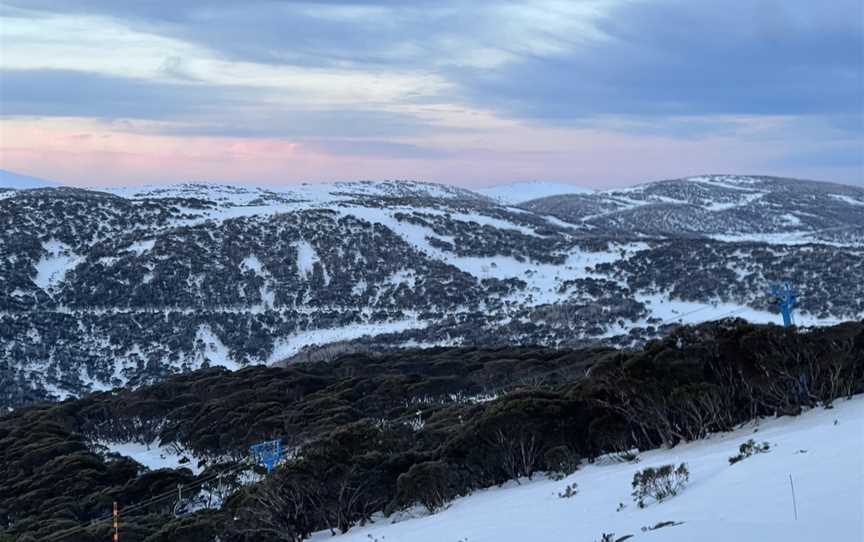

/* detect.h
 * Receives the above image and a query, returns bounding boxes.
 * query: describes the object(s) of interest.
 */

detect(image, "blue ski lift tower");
[250,440,283,473]
[770,282,797,328]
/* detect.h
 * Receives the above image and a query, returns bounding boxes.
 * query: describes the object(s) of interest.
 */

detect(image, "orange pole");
[113,501,119,541]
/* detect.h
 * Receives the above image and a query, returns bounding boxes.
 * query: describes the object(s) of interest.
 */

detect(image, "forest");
[1,318,862,541]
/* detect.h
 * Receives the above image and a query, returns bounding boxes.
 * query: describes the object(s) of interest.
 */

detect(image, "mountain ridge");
[1,174,862,410]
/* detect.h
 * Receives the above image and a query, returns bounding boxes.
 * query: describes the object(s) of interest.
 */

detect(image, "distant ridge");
[0,169,61,189]
[476,180,594,205]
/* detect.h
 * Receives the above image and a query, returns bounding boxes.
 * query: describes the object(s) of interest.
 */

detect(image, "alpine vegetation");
[1,320,861,540]
[631,463,690,508]
[2,177,863,411]
[728,439,771,465]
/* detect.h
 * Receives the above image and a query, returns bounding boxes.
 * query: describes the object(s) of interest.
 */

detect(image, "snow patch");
[294,240,320,278]
[702,190,765,211]
[240,254,276,308]
[829,194,864,206]
[633,292,847,328]
[240,254,264,274]
[686,175,765,191]
[32,239,82,291]
[127,239,156,255]
[195,324,240,370]
[387,269,417,288]
[352,279,368,296]
[97,439,204,474]
[478,181,594,205]
[779,213,802,226]
[268,318,427,363]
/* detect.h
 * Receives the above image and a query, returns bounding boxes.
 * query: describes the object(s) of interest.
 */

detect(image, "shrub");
[557,482,579,499]
[641,520,683,532]
[728,439,770,465]
[544,445,581,480]
[631,463,689,508]
[394,461,456,514]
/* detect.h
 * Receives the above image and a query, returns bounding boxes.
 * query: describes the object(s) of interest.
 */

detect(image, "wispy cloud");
[0,68,449,139]
[0,0,861,186]
[449,0,863,121]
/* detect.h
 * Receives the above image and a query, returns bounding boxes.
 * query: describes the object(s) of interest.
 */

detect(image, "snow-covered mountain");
[1,175,863,409]
[523,175,864,244]
[310,395,864,542]
[0,169,61,189]
[477,180,594,205]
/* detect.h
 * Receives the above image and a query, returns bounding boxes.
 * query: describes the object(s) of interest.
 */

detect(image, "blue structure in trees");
[770,283,797,328]
[250,440,283,473]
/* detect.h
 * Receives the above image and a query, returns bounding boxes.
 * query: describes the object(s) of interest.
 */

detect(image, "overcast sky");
[0,0,861,188]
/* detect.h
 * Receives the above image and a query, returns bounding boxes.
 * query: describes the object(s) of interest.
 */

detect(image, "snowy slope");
[477,181,594,204]
[312,395,864,542]
[523,175,864,246]
[0,169,61,189]
[97,180,484,205]
[3,176,863,409]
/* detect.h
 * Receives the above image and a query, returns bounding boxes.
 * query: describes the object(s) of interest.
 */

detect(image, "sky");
[0,0,862,189]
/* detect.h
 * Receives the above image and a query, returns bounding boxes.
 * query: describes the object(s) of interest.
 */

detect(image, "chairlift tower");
[769,282,797,328]
[250,440,283,473]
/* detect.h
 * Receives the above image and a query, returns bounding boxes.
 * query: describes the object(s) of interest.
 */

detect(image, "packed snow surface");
[312,395,864,542]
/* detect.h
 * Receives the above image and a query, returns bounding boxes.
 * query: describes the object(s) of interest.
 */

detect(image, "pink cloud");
[1,118,858,188]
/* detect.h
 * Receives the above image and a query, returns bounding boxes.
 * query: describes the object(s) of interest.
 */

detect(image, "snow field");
[312,395,864,542]
[96,439,205,475]
[33,239,82,291]
[477,181,595,204]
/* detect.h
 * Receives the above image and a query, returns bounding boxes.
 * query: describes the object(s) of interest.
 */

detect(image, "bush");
[728,439,770,465]
[631,463,689,508]
[544,445,580,480]
[393,461,456,514]
[557,482,579,499]
[641,520,683,532]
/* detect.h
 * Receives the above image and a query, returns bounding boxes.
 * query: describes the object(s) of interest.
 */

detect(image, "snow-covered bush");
[405,410,425,432]
[631,463,689,508]
[728,439,770,464]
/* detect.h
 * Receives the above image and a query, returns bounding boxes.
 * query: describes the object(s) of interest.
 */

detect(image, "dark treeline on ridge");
[1,319,862,541]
